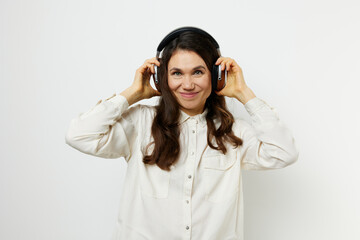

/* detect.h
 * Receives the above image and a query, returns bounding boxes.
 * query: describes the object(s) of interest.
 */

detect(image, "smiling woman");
[167,50,212,116]
[65,26,299,240]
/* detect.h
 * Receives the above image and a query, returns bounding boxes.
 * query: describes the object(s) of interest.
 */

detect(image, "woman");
[65,27,298,240]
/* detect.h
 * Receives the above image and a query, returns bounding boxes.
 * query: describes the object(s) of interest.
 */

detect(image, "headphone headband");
[156,26,221,58]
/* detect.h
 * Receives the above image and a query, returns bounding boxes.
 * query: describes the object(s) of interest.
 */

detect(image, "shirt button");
[186,226,189,230]
[191,152,194,155]
[186,200,189,204]
[192,130,195,133]
[188,175,192,179]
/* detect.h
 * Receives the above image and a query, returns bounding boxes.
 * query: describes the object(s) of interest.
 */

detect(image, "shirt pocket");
[139,163,171,198]
[202,150,240,203]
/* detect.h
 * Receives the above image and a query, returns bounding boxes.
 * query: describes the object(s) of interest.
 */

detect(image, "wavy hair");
[143,31,243,171]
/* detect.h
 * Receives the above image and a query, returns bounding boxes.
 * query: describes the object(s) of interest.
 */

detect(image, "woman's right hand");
[120,58,161,105]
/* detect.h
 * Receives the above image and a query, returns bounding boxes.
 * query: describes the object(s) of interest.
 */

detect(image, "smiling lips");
[180,92,199,98]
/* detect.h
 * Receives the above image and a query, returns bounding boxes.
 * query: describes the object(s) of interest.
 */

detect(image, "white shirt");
[65,94,299,240]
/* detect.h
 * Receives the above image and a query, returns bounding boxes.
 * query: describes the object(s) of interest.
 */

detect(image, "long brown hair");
[143,31,243,171]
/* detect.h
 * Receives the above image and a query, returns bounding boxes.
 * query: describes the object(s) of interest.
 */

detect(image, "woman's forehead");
[168,50,207,70]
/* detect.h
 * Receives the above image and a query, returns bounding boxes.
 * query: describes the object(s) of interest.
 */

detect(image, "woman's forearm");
[235,86,256,105]
[120,87,143,106]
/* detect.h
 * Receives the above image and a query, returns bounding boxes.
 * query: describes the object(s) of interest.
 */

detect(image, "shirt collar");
[179,108,208,127]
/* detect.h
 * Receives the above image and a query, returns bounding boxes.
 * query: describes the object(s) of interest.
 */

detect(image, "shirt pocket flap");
[203,152,237,170]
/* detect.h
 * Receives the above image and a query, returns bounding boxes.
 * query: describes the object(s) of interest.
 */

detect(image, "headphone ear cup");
[212,64,226,91]
[154,65,159,84]
[153,65,161,92]
[212,64,219,91]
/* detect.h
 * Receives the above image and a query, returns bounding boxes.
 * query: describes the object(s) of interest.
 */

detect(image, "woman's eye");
[194,70,203,75]
[172,72,182,76]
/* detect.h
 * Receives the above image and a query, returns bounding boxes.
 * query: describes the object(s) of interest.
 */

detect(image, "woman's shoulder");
[123,103,157,122]
[129,103,156,113]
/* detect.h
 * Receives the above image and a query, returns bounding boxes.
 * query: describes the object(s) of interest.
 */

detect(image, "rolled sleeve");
[239,97,299,170]
[65,94,137,161]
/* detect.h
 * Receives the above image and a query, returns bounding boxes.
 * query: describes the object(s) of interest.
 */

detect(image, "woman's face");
[167,50,212,116]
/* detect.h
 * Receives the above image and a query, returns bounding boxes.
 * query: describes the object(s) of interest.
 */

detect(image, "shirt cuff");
[106,94,130,112]
[244,97,268,116]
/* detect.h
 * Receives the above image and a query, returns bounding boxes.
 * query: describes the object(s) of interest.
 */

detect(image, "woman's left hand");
[215,57,256,104]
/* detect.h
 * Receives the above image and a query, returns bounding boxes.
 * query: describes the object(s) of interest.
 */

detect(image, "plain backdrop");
[1,0,359,239]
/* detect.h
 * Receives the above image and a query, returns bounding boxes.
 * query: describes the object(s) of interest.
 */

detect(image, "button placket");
[183,119,197,239]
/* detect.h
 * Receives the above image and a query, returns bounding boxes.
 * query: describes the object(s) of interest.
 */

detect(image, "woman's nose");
[182,75,194,89]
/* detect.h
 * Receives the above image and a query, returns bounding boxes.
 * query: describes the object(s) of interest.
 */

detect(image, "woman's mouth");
[180,92,198,98]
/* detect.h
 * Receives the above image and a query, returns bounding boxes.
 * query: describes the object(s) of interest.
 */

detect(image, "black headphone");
[153,26,226,92]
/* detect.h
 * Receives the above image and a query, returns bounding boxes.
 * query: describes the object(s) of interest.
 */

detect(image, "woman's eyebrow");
[169,65,206,71]
[169,67,182,72]
[193,65,206,70]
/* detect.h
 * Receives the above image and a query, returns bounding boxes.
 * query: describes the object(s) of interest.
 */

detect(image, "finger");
[221,61,228,71]
[146,68,152,76]
[149,63,155,74]
[138,63,154,76]
[215,57,224,65]
[137,64,147,74]
[154,59,160,66]
[226,61,232,71]
[214,89,223,96]
[154,89,161,96]
[219,58,231,70]
[145,57,160,66]
[152,64,155,74]
[144,63,155,74]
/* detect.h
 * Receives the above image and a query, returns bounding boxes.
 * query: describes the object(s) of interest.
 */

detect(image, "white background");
[1,0,359,239]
